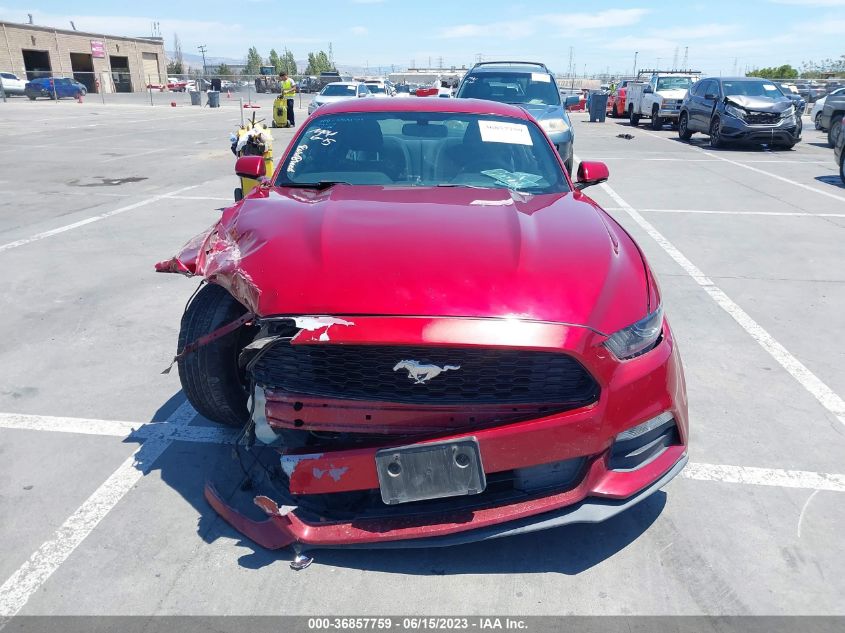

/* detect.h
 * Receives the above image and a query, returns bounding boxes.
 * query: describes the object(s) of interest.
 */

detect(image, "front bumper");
[720,115,801,143]
[207,316,688,550]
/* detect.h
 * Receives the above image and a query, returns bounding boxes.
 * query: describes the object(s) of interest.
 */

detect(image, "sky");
[1,0,843,76]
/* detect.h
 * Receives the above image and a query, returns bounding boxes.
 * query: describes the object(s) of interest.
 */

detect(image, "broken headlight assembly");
[604,305,664,360]
[780,105,796,119]
[724,103,746,121]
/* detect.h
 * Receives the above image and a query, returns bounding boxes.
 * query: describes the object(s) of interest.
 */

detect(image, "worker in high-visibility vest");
[279,72,297,127]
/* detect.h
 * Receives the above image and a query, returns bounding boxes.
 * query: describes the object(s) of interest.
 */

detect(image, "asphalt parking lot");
[0,98,843,618]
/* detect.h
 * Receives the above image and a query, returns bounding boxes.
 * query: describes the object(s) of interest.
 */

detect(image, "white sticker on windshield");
[763,84,778,91]
[531,72,551,83]
[478,120,532,146]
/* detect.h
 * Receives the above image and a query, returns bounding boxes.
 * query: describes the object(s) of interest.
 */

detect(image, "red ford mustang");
[156,97,688,553]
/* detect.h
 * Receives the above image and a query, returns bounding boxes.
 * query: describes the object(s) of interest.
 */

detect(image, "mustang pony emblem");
[393,360,461,384]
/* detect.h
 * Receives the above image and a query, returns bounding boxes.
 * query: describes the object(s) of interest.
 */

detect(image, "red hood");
[163,185,649,334]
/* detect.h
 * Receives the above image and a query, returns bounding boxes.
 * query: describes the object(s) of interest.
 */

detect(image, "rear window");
[277,111,568,193]
[458,71,560,106]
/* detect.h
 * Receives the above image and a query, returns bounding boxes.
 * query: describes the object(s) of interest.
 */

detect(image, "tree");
[304,50,335,75]
[215,63,233,78]
[242,46,263,76]
[282,48,297,76]
[746,64,798,79]
[268,49,282,74]
[167,33,184,75]
[801,55,845,79]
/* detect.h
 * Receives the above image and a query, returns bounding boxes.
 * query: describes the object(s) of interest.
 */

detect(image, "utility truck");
[627,69,701,129]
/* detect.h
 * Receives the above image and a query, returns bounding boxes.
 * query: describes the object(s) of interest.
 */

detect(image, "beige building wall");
[0,21,165,92]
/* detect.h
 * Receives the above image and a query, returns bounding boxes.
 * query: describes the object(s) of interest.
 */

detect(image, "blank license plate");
[375,437,486,505]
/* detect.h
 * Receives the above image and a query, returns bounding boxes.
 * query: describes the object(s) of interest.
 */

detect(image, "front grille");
[745,111,780,125]
[252,344,599,407]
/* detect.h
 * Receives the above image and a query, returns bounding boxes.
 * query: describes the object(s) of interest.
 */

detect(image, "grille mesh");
[252,344,599,407]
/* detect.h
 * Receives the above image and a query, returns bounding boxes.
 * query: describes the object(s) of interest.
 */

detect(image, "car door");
[692,80,718,130]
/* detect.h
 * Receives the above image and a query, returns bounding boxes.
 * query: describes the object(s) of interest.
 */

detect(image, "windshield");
[656,77,694,91]
[722,80,783,97]
[277,112,568,193]
[321,84,357,96]
[366,85,386,94]
[457,71,560,106]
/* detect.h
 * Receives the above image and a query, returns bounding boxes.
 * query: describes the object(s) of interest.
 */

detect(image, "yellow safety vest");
[282,78,296,98]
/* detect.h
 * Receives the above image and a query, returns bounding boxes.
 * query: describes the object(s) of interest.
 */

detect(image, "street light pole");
[633,51,639,78]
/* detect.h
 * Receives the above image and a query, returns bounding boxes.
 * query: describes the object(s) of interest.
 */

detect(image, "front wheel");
[814,112,823,130]
[678,113,693,140]
[709,117,723,149]
[629,106,640,127]
[177,284,252,427]
[650,106,662,130]
[828,118,842,148]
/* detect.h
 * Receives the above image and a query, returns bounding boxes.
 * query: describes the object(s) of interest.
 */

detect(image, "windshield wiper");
[281,181,350,190]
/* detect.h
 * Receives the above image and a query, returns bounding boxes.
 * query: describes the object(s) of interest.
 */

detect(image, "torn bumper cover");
[204,315,688,550]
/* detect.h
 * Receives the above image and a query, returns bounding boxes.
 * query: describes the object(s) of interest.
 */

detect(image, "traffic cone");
[170,101,176,107]
[77,92,83,103]
[227,89,231,98]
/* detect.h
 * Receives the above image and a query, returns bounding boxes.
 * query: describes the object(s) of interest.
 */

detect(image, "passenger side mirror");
[644,85,654,94]
[574,161,609,190]
[704,93,718,101]
[235,155,266,180]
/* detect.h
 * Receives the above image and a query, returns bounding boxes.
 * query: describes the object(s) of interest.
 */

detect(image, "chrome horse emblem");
[393,360,461,384]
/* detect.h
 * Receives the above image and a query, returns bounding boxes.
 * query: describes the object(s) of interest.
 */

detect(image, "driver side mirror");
[235,155,266,180]
[644,85,654,94]
[574,161,609,190]
[704,93,718,101]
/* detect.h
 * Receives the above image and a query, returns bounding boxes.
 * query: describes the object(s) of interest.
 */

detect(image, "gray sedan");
[308,81,371,115]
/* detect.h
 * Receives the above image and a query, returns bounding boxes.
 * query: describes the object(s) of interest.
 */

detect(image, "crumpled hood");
[160,186,649,334]
[725,94,791,112]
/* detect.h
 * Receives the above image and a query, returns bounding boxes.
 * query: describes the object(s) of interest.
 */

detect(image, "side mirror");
[704,93,718,101]
[564,95,580,108]
[235,155,266,180]
[574,161,609,190]
[644,85,654,94]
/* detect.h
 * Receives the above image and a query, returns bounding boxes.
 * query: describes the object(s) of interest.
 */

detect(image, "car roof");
[312,97,533,120]
[469,61,550,73]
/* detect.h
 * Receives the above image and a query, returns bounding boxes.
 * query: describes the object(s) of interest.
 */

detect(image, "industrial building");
[0,20,166,93]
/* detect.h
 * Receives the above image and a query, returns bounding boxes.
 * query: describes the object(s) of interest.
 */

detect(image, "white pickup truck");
[627,71,701,130]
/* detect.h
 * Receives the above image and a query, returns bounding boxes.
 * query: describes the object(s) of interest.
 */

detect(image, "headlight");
[781,105,796,118]
[539,119,569,134]
[725,104,746,120]
[604,305,664,360]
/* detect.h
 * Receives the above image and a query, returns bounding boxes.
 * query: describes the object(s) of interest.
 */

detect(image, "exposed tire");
[28,96,36,101]
[177,284,252,427]
[678,113,693,140]
[814,112,822,130]
[629,106,640,127]
[709,117,723,149]
[828,118,842,148]
[650,106,662,130]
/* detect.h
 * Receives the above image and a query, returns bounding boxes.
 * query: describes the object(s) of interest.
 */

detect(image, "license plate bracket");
[375,437,486,505]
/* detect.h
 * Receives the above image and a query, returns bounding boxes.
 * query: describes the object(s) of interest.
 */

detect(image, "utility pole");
[438,56,443,69]
[567,46,573,79]
[681,46,688,69]
[197,45,208,76]
[633,51,639,78]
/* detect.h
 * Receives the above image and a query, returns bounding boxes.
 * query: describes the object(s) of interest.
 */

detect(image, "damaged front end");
[168,304,687,553]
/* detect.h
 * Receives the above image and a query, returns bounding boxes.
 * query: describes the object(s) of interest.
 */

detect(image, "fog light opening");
[609,412,679,471]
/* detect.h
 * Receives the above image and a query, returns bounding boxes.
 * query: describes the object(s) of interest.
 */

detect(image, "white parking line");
[595,178,845,430]
[636,129,845,204]
[99,148,169,163]
[682,464,845,492]
[0,184,202,254]
[602,207,845,218]
[0,401,197,621]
